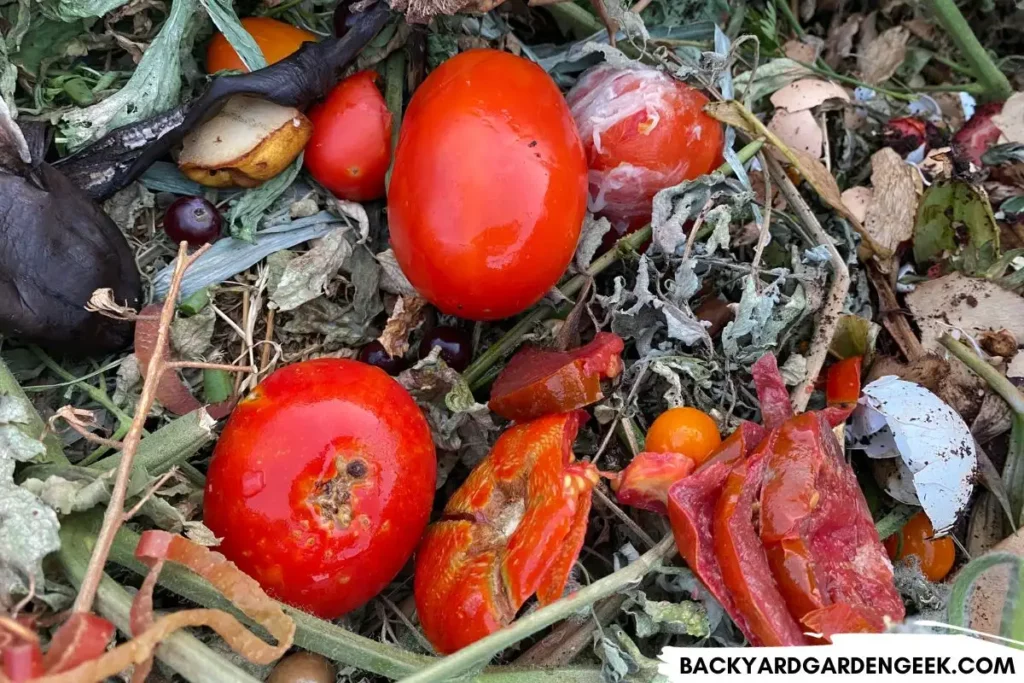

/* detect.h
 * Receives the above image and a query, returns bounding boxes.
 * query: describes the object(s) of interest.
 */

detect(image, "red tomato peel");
[751,353,793,429]
[567,64,724,234]
[613,451,696,514]
[42,614,115,675]
[489,332,624,422]
[305,71,392,201]
[3,643,43,682]
[204,359,436,619]
[414,412,598,654]
[389,48,588,320]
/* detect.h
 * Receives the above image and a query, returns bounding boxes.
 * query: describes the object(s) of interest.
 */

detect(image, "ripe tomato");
[567,64,723,234]
[206,17,317,74]
[203,359,436,619]
[885,511,955,582]
[645,406,721,466]
[305,71,392,202]
[388,49,588,320]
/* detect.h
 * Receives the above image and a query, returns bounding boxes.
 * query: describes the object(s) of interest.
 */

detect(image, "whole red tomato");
[203,359,436,619]
[567,64,723,234]
[388,48,588,320]
[305,71,393,202]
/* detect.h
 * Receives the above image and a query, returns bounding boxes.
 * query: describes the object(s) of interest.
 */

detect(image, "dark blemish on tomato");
[347,460,367,478]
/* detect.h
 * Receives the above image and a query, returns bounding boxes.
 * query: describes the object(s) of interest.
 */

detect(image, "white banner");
[659,632,1024,681]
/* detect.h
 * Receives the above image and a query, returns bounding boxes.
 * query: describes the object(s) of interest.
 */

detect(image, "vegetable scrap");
[0,0,1022,678]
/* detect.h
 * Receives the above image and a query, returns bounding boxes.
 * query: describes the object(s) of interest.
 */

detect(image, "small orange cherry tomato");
[206,17,317,74]
[884,511,955,582]
[305,71,392,201]
[825,356,863,407]
[644,407,722,467]
[388,48,588,320]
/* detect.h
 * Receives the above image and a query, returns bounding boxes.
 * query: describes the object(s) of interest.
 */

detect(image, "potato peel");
[179,95,312,188]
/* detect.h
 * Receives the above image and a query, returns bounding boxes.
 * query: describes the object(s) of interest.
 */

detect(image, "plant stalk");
[922,0,1012,101]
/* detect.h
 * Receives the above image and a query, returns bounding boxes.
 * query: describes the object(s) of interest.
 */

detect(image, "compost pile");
[0,0,1023,679]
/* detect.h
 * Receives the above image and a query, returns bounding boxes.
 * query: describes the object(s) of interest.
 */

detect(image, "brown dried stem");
[764,155,850,413]
[49,407,123,449]
[72,241,210,615]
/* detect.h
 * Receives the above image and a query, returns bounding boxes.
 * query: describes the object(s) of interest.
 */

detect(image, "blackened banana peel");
[0,2,389,354]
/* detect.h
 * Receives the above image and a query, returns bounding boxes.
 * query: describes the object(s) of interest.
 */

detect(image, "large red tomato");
[306,71,393,202]
[203,359,436,619]
[388,48,588,320]
[567,64,723,234]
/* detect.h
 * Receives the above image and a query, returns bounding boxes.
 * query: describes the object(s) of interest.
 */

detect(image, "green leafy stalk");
[58,517,264,683]
[399,536,676,683]
[462,139,765,388]
[91,408,216,475]
[383,50,406,191]
[948,552,1023,628]
[874,504,918,541]
[922,0,1012,101]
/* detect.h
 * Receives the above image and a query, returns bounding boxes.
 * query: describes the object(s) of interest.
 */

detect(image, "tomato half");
[306,71,393,201]
[388,48,588,320]
[203,359,436,619]
[206,17,317,74]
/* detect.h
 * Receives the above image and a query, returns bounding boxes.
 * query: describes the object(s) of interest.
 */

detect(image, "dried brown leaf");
[840,186,873,224]
[782,39,818,63]
[993,92,1024,144]
[389,0,497,23]
[906,272,1024,351]
[378,295,427,358]
[857,26,909,85]
[824,13,861,68]
[863,147,922,262]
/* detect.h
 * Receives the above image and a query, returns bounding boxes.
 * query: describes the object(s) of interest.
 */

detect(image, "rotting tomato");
[644,406,722,467]
[388,48,588,320]
[414,412,598,654]
[203,358,436,619]
[305,71,392,202]
[885,511,956,582]
[206,17,317,74]
[566,64,724,235]
[489,332,624,422]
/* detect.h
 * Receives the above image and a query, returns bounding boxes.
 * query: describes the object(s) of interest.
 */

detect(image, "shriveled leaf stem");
[398,535,676,683]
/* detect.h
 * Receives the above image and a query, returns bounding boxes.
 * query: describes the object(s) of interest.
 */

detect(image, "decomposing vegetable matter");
[414,412,599,654]
[388,48,589,320]
[617,354,904,645]
[203,358,436,619]
[305,71,393,201]
[567,64,724,235]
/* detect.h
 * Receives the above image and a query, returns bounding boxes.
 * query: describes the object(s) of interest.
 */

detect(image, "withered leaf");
[857,26,909,85]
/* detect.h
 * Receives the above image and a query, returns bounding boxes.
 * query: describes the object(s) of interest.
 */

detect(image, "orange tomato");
[206,17,317,74]
[305,71,392,201]
[645,407,722,466]
[388,49,588,320]
[884,511,955,582]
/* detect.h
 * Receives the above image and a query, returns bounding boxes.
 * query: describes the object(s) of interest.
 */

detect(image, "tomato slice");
[751,353,793,429]
[490,333,624,422]
[713,451,808,646]
[802,603,885,642]
[822,356,862,426]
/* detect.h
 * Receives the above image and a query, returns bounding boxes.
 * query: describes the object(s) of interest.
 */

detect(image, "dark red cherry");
[358,341,408,375]
[164,197,222,246]
[419,326,472,372]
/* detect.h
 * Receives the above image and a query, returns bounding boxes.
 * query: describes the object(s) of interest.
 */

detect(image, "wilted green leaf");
[913,181,1000,274]
[228,154,304,242]
[200,0,266,72]
[12,16,85,75]
[38,0,130,21]
[595,626,669,683]
[60,0,199,150]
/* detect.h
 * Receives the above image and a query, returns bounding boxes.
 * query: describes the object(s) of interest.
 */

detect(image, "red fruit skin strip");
[41,613,115,675]
[751,353,793,429]
[952,102,1005,167]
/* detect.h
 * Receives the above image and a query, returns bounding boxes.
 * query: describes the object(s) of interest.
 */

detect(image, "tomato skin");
[203,359,436,619]
[644,406,722,467]
[885,511,956,582]
[206,17,316,74]
[567,64,723,234]
[305,71,393,201]
[388,48,588,320]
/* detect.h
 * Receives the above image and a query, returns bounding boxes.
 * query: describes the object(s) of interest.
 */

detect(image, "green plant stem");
[0,356,68,466]
[31,346,135,428]
[922,0,1012,101]
[91,408,216,475]
[399,535,675,683]
[544,2,603,39]
[914,82,987,94]
[462,139,765,388]
[774,0,805,39]
[874,504,918,540]
[58,518,263,683]
[383,50,406,192]
[941,334,1024,415]
[80,420,131,466]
